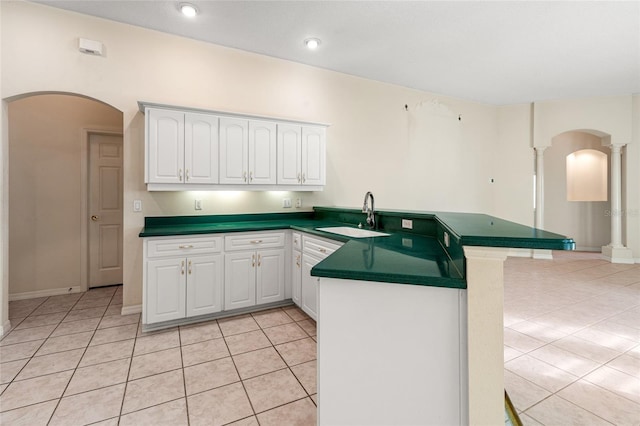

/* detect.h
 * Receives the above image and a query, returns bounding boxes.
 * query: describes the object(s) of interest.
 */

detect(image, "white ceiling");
[33,0,640,105]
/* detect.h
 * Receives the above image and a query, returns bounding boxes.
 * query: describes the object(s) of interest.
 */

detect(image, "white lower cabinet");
[143,229,340,327]
[146,257,187,323]
[292,249,302,305]
[186,255,224,316]
[301,252,323,320]
[144,235,223,325]
[224,248,285,310]
[296,234,343,321]
[224,232,286,311]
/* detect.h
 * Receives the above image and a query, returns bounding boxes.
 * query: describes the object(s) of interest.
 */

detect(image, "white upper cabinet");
[249,121,277,185]
[147,109,184,184]
[277,124,302,185]
[278,124,325,186]
[220,118,277,185]
[147,108,219,185]
[141,102,326,191]
[185,113,219,184]
[302,126,326,186]
[219,117,249,184]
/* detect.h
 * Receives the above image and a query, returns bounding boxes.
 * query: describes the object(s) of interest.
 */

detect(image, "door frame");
[80,128,123,292]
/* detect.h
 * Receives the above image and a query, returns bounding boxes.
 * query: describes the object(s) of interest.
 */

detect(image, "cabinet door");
[219,117,249,184]
[256,248,285,305]
[292,250,302,306]
[277,124,302,185]
[186,254,223,317]
[224,251,256,310]
[301,253,322,321]
[249,121,277,185]
[146,258,186,323]
[185,113,219,184]
[302,126,326,186]
[147,109,185,184]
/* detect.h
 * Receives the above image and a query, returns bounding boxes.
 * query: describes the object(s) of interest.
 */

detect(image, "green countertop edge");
[138,207,574,289]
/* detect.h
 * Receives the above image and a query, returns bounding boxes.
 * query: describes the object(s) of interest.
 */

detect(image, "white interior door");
[89,133,123,288]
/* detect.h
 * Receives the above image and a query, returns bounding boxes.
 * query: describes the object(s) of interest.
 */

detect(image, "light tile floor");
[504,251,640,426]
[1,285,317,425]
[2,251,638,425]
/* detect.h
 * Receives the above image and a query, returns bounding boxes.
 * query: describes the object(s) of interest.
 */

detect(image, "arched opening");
[6,92,124,301]
[545,130,611,251]
[566,149,608,202]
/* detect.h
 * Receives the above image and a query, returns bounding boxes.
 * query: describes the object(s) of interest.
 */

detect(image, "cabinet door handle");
[252,254,256,267]
[250,240,263,244]
[296,254,300,267]
[186,169,190,181]
[318,248,327,253]
[181,260,185,275]
[297,172,301,183]
[257,254,261,267]
[178,245,194,249]
[179,169,183,181]
[302,173,306,183]
[188,260,192,274]
[249,171,253,182]
[243,172,248,182]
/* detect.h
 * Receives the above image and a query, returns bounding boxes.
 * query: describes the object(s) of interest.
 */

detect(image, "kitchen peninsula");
[139,206,574,425]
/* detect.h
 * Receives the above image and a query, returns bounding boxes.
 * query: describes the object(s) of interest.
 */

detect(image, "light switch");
[133,199,142,212]
[195,199,203,210]
[282,198,292,208]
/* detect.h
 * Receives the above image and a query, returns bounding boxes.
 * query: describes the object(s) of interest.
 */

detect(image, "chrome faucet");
[362,191,375,229]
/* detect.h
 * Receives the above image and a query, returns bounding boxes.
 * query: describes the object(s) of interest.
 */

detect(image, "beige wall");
[0,0,8,334]
[1,2,502,309]
[494,104,535,227]
[8,95,122,297]
[532,96,639,258]
[545,131,611,250]
[1,2,638,315]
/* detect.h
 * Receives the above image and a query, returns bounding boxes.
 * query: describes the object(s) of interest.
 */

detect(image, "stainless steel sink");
[316,226,390,238]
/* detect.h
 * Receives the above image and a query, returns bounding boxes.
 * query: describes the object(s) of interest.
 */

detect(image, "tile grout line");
[45,287,119,425]
[177,322,191,426]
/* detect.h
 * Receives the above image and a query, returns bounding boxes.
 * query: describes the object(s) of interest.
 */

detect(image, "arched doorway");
[544,130,612,251]
[6,92,123,300]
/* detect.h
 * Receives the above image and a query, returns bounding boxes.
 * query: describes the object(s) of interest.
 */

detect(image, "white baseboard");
[532,249,553,260]
[121,304,142,315]
[0,320,11,337]
[506,248,533,258]
[9,286,82,301]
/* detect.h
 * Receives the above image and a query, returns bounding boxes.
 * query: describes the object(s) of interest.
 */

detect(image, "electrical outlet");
[282,198,292,208]
[195,199,203,210]
[402,219,413,229]
[133,199,142,212]
[295,198,302,208]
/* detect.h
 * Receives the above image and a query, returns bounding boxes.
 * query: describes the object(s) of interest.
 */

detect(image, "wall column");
[534,146,547,230]
[602,143,634,263]
[532,147,553,259]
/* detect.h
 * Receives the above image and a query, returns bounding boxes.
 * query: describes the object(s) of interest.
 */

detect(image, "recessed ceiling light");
[180,3,198,17]
[304,38,321,50]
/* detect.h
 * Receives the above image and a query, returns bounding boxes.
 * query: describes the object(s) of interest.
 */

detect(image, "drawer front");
[303,235,342,257]
[292,232,302,251]
[146,236,223,258]
[225,231,286,251]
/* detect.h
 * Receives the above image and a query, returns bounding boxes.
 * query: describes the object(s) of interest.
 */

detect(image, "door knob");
[91,215,99,221]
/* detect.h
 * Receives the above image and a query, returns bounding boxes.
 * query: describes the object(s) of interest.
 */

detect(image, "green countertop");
[139,208,574,289]
[310,233,465,288]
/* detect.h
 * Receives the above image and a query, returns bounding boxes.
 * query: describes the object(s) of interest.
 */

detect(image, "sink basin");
[316,226,390,238]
